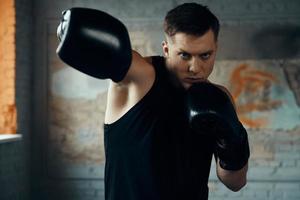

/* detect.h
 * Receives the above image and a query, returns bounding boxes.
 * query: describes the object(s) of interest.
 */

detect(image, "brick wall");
[0,0,33,199]
[0,0,17,133]
[209,128,300,200]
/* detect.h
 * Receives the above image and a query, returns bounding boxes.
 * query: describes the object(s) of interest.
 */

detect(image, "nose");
[188,58,203,75]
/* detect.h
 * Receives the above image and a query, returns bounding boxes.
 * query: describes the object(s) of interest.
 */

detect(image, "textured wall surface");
[0,0,33,199]
[0,0,17,134]
[30,0,300,200]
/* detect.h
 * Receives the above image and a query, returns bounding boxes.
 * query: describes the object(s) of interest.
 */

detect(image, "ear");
[161,40,169,57]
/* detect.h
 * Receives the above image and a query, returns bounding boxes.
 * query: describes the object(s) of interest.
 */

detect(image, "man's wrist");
[216,125,250,171]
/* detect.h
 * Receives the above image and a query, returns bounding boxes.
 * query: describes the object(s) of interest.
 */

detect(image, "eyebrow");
[178,48,214,56]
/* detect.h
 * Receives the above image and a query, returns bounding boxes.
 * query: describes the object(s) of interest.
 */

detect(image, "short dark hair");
[164,3,220,40]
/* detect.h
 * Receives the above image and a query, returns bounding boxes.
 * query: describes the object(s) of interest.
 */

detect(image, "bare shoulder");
[118,50,155,85]
[110,50,155,92]
[143,56,153,65]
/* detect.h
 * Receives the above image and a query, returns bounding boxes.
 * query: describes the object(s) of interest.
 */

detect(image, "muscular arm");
[105,50,155,124]
[56,8,156,132]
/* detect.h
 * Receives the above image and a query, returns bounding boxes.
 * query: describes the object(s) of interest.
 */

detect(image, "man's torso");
[103,55,214,200]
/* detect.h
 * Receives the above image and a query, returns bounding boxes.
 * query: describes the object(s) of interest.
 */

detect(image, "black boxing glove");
[186,82,250,171]
[56,8,132,82]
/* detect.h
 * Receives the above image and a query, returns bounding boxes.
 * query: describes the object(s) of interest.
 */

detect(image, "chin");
[182,82,192,90]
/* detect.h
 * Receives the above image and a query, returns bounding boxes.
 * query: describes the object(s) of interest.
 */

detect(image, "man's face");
[162,29,218,89]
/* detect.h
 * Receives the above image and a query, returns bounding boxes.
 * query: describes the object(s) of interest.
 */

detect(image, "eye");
[200,53,211,60]
[179,52,191,60]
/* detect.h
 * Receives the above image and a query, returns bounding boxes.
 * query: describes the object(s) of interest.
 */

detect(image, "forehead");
[168,30,217,53]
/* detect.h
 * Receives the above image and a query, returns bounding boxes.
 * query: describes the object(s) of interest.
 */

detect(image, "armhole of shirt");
[104,56,163,129]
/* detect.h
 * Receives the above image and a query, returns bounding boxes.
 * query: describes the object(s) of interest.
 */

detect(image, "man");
[56,3,250,200]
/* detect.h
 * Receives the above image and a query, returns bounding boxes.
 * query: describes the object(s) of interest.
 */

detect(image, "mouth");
[183,77,206,84]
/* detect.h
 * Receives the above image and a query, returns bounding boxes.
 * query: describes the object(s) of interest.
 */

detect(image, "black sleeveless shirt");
[104,56,214,200]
